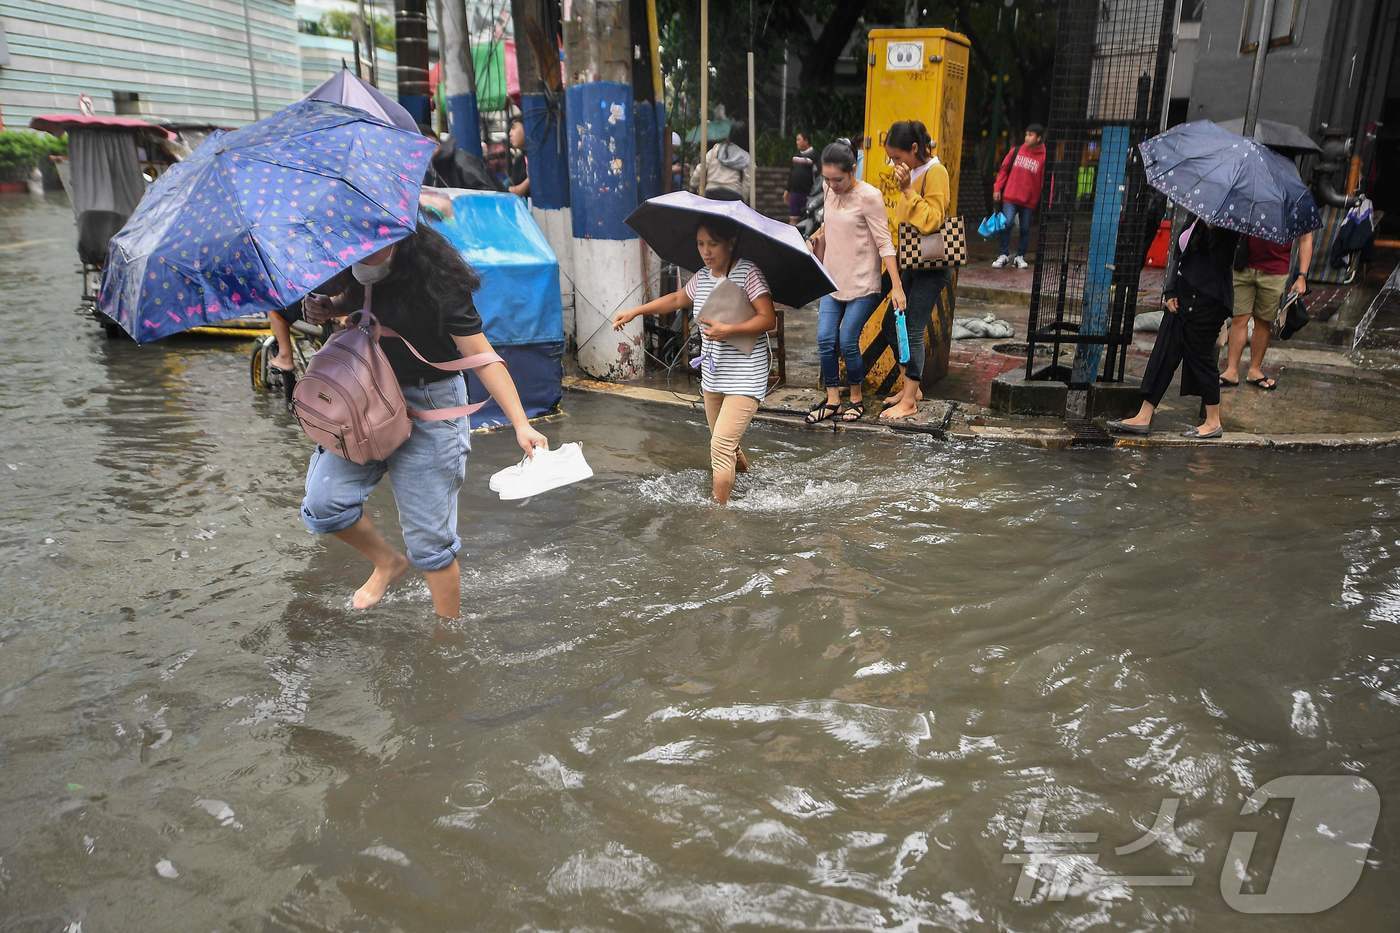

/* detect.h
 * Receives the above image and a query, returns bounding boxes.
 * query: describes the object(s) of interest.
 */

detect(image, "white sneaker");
[991,254,1010,268]
[490,442,593,500]
[1012,255,1029,269]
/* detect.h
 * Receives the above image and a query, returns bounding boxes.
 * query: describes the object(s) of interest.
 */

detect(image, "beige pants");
[703,392,759,484]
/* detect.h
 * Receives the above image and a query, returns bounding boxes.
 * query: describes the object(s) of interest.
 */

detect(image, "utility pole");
[395,0,432,123]
[441,0,482,155]
[239,0,262,120]
[562,0,644,379]
[512,0,572,313]
[1243,0,1277,137]
[358,0,375,85]
[779,42,788,137]
[697,0,709,194]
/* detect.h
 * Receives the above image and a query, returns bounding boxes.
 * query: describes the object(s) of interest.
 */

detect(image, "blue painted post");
[514,0,574,339]
[442,0,482,158]
[1071,125,1131,386]
[562,0,645,379]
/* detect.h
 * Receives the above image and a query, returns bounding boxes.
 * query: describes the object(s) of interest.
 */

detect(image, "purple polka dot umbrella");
[98,99,434,342]
[1139,120,1322,245]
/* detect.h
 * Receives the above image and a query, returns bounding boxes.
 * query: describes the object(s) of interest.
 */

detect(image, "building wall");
[0,0,302,129]
[1186,0,1337,128]
[297,32,396,95]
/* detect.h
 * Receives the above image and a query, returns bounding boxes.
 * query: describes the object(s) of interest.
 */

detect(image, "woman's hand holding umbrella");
[889,279,907,311]
[302,293,340,325]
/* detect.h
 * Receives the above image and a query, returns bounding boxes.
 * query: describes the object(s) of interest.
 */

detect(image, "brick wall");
[755,166,790,219]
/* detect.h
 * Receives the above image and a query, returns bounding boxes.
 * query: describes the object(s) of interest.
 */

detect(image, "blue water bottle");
[894,308,910,365]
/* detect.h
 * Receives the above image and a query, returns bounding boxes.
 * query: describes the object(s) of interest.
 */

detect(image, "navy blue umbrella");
[1139,120,1321,244]
[99,99,434,342]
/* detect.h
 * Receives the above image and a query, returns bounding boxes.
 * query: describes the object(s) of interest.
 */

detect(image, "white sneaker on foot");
[490,442,594,500]
[1012,255,1029,269]
[991,254,1010,269]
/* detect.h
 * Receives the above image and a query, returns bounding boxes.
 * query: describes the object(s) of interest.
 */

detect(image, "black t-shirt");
[787,146,816,194]
[508,151,527,189]
[343,279,484,385]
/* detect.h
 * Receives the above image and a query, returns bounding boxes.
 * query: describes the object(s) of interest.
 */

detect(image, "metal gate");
[1025,0,1178,387]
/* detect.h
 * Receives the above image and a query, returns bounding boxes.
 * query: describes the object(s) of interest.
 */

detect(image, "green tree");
[657,0,1058,166]
[320,9,395,50]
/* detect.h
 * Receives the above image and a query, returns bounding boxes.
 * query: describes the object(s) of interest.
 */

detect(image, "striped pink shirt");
[822,180,895,301]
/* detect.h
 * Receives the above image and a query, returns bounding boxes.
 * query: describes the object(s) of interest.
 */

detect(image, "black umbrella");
[1215,117,1322,155]
[625,191,837,307]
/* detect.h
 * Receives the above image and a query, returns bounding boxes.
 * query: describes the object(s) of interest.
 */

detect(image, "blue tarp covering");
[427,190,564,346]
[426,189,564,426]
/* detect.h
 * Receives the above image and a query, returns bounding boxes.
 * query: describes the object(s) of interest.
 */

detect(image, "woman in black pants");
[1109,216,1239,439]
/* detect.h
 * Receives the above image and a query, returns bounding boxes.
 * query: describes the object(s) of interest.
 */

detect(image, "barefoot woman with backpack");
[297,224,548,618]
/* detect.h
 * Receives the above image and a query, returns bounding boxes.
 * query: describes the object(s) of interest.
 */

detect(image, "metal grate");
[1025,0,1178,387]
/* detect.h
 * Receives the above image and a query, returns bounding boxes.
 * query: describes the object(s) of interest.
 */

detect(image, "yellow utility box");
[857,28,970,395]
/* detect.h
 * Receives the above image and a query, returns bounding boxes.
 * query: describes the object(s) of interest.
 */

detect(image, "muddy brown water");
[2,195,1399,930]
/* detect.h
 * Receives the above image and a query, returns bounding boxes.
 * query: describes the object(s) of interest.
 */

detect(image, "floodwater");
[2,193,1399,931]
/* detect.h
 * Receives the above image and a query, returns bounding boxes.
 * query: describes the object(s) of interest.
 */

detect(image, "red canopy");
[29,113,174,140]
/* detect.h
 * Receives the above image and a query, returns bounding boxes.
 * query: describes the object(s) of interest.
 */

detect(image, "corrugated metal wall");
[0,0,396,128]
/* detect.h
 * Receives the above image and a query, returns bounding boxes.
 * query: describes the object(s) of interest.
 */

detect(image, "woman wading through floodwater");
[300,225,548,617]
[612,218,777,504]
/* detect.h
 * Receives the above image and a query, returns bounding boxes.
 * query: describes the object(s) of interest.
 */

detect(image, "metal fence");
[1025,0,1178,386]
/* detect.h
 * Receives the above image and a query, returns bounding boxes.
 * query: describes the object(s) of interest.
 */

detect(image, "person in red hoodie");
[991,123,1047,269]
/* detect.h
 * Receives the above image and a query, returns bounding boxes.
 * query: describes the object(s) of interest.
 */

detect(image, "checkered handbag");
[897,215,968,270]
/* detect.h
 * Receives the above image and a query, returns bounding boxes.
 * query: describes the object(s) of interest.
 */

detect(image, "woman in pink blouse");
[805,142,906,424]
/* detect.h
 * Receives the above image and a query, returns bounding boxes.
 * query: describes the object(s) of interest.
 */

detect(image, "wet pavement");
[4,193,1400,930]
[760,273,1400,442]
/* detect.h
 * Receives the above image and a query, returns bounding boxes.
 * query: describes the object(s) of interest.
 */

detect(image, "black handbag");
[1277,291,1310,340]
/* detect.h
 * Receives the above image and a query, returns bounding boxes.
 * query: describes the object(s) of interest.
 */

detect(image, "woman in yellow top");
[880,120,951,421]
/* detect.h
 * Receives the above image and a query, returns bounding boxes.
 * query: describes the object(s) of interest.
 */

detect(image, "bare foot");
[352,554,411,609]
[882,388,923,408]
[735,449,750,473]
[880,400,920,421]
[269,353,295,372]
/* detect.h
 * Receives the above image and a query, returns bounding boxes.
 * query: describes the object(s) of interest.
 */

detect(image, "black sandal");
[841,402,866,422]
[805,402,841,425]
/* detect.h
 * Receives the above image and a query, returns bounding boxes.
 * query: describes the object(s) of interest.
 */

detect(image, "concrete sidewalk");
[574,257,1400,449]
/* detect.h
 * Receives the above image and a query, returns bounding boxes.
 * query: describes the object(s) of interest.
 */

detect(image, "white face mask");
[351,258,392,284]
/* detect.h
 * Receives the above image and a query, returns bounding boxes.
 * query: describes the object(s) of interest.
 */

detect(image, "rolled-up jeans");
[300,376,471,571]
[817,292,881,387]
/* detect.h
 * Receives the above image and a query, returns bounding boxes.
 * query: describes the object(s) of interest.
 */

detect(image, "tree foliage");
[0,131,66,181]
[656,0,1057,165]
[320,9,395,50]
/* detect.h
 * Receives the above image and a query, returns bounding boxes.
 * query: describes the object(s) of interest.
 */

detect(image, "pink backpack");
[291,285,502,464]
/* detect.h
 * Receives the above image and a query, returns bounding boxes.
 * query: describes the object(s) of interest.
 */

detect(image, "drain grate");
[1064,419,1114,446]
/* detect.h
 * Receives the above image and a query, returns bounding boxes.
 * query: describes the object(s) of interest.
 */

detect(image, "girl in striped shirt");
[612,218,777,504]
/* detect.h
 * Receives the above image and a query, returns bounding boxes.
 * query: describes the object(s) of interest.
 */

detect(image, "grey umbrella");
[1215,118,1321,155]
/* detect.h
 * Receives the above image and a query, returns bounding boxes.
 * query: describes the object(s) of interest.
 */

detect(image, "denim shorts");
[300,377,471,571]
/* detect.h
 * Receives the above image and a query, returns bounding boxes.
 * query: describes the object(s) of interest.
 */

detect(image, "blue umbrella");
[305,66,419,132]
[1138,120,1321,244]
[99,99,434,342]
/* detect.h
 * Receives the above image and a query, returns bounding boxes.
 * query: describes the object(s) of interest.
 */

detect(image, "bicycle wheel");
[250,338,268,390]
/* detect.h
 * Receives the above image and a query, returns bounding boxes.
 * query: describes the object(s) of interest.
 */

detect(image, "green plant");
[0,130,56,182]
[320,9,394,50]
